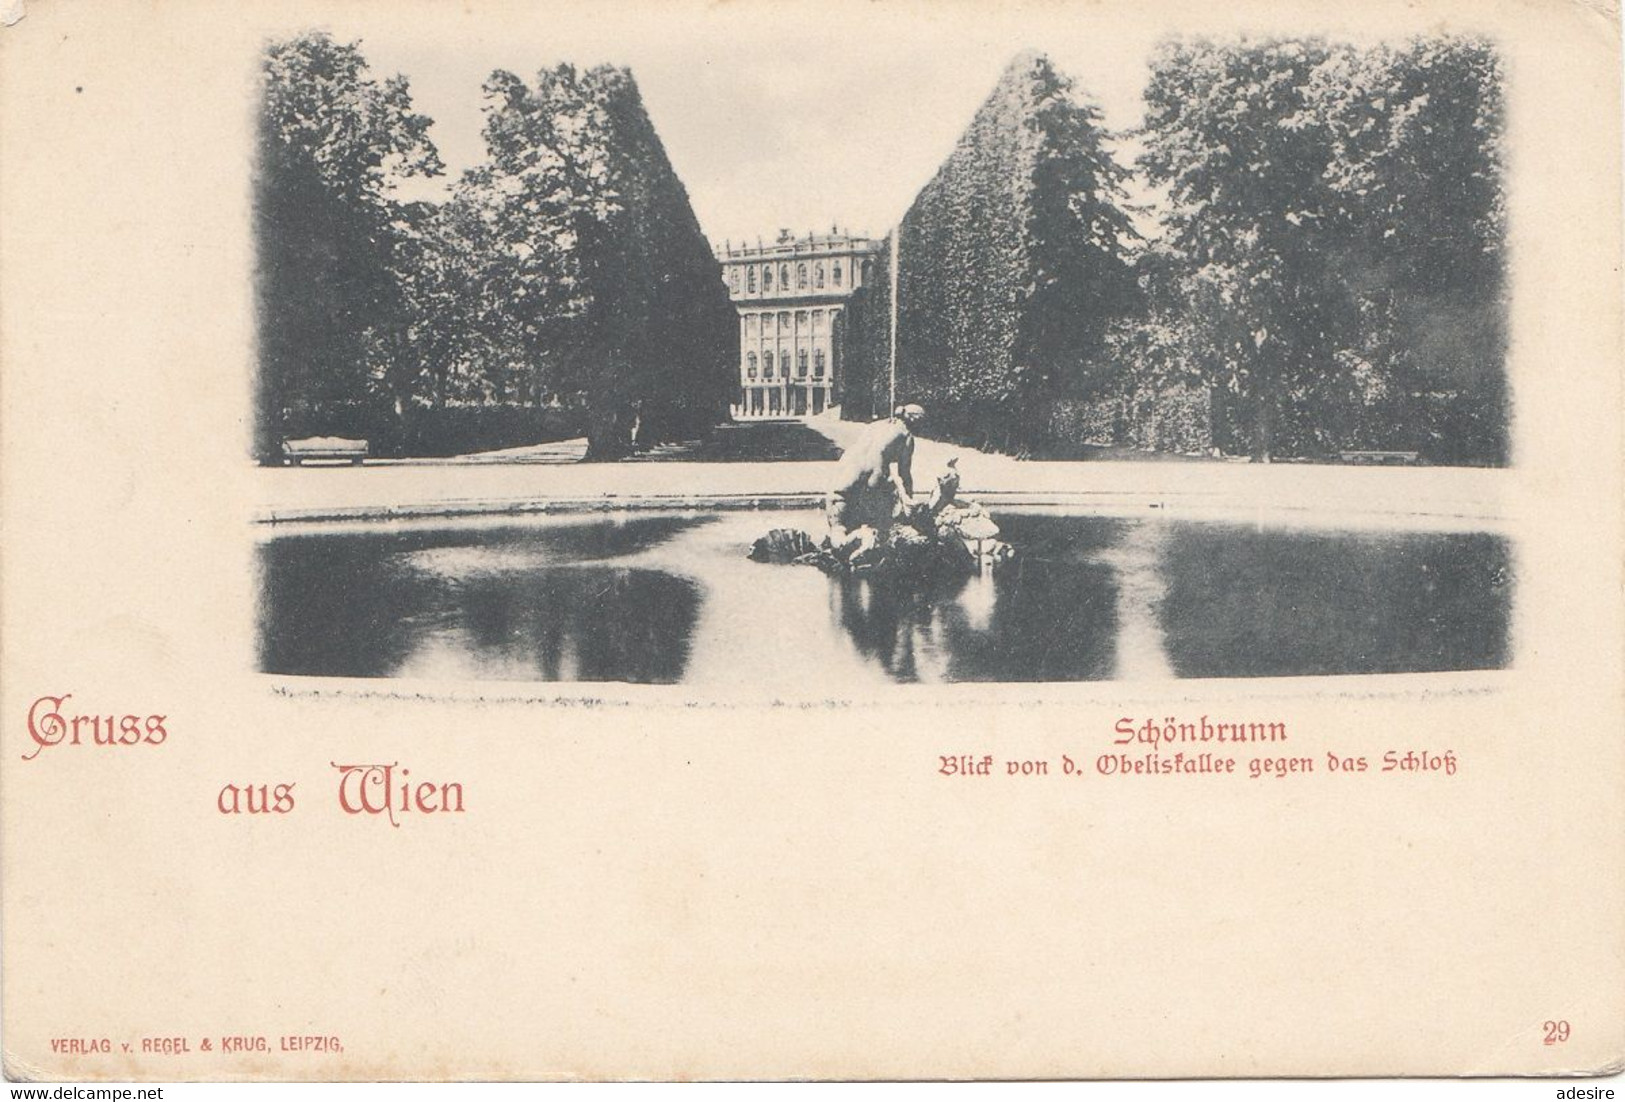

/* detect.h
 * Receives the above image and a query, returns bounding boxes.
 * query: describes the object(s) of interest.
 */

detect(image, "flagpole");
[887,227,899,414]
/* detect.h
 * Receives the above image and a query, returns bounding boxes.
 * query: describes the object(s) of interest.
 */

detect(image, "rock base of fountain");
[748,497,1015,577]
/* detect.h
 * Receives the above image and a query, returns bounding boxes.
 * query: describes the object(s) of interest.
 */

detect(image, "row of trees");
[1134,36,1506,462]
[847,38,1507,464]
[255,34,1507,465]
[255,33,734,462]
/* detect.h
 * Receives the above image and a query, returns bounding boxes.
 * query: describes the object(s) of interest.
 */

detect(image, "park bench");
[1338,449,1419,466]
[281,436,369,466]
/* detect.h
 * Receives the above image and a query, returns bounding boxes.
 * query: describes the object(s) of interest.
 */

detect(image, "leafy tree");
[457,64,734,459]
[1138,36,1506,462]
[1022,59,1141,396]
[254,32,442,459]
[1311,37,1507,462]
[1139,38,1351,460]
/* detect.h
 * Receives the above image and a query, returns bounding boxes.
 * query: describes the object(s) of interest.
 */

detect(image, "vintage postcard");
[2,0,1621,1083]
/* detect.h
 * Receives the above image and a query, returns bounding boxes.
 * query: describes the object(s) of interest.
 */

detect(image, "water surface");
[257,509,1512,684]
[258,516,709,682]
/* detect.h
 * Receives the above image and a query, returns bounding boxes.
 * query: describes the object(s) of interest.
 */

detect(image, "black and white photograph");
[251,21,1514,687]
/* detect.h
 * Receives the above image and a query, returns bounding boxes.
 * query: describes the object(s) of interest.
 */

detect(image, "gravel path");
[253,412,1511,530]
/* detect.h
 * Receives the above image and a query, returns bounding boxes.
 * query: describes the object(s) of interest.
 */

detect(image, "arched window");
[797,349,809,377]
[815,263,825,288]
[747,267,756,293]
[814,349,826,377]
[780,263,790,287]
[832,262,843,286]
[763,265,773,291]
[746,353,757,379]
[729,267,740,293]
[759,312,771,335]
[778,311,790,327]
[797,263,808,289]
[764,351,774,378]
[862,259,873,282]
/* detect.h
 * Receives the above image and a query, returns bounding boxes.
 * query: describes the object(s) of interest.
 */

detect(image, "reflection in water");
[258,516,708,682]
[1156,523,1512,678]
[1091,521,1174,679]
[385,567,703,682]
[957,569,997,633]
[257,509,1514,685]
[827,514,1123,682]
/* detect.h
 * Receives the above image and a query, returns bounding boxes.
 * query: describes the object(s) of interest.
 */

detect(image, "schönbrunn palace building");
[716,230,881,420]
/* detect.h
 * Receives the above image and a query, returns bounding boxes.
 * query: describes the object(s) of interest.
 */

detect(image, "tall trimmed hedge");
[580,67,739,454]
[256,40,735,463]
[845,52,1135,452]
[467,64,738,459]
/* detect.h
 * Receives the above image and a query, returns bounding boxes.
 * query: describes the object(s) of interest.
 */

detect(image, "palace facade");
[716,230,881,419]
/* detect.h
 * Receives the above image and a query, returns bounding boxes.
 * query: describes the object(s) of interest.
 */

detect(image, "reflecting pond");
[257,509,1511,684]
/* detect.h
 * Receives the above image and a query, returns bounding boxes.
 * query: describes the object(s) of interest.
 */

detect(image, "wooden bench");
[1338,450,1419,466]
[281,437,369,466]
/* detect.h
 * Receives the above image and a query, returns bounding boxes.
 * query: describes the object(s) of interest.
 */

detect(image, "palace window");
[795,310,807,327]
[812,310,825,332]
[747,353,757,379]
[747,267,756,293]
[729,267,740,293]
[813,349,825,377]
[778,311,790,327]
[780,263,790,287]
[746,315,756,336]
[815,263,825,288]
[764,351,774,378]
[797,262,808,289]
[832,262,843,286]
[797,349,809,377]
[763,265,773,291]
